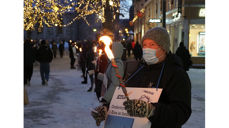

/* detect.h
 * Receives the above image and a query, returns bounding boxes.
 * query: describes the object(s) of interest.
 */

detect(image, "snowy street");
[24,55,205,128]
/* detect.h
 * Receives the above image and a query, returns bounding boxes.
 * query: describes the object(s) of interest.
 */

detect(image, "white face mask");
[143,48,161,65]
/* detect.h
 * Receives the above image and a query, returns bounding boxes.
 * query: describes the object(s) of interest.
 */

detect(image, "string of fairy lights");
[24,0,120,32]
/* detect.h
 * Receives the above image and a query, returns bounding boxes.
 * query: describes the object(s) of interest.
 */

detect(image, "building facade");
[133,0,205,65]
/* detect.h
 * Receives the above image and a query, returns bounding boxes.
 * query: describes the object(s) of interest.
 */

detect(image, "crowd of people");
[24,27,193,128]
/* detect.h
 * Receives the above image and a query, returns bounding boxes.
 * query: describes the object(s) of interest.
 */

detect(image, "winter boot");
[87,87,92,92]
[42,81,45,86]
[81,80,87,84]
[45,80,48,86]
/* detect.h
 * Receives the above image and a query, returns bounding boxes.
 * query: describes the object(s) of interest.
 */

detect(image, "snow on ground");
[24,54,205,128]
[184,69,205,128]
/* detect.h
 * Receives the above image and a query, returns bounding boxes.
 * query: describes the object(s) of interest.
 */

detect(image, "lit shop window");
[189,24,205,57]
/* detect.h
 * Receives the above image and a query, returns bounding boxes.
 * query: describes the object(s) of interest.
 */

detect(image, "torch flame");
[98,49,102,56]
[99,36,114,60]
[93,46,97,53]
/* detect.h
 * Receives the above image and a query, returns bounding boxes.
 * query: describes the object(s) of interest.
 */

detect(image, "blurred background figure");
[133,41,142,61]
[59,40,64,58]
[86,41,95,92]
[24,39,36,86]
[36,40,53,85]
[51,40,57,58]
[95,44,109,100]
[79,41,88,84]
[126,40,132,57]
[68,41,76,69]
[121,40,127,61]
[176,42,192,71]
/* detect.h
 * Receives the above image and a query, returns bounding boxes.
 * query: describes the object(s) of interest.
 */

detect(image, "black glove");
[91,105,108,126]
[123,99,155,118]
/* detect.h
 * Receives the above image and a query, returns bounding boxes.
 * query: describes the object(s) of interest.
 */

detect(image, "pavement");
[24,53,205,128]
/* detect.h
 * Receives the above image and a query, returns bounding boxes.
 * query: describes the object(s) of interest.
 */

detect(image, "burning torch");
[129,8,145,26]
[99,36,129,100]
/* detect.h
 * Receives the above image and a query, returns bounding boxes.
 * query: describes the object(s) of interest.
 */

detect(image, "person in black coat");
[68,42,76,69]
[122,27,191,128]
[85,42,95,92]
[126,40,132,57]
[176,42,192,71]
[51,40,57,58]
[36,40,53,85]
[79,41,88,84]
[59,41,64,58]
[24,39,36,85]
[133,41,143,61]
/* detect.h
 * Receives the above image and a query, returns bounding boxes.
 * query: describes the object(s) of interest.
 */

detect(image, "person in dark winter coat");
[59,41,64,58]
[36,40,53,85]
[68,42,76,69]
[24,39,36,85]
[51,40,57,58]
[133,41,143,61]
[85,42,96,92]
[79,41,88,84]
[126,40,132,57]
[121,41,127,61]
[176,42,192,71]
[94,47,109,100]
[123,27,191,128]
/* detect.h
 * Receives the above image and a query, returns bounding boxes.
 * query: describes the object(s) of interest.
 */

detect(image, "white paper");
[104,87,163,128]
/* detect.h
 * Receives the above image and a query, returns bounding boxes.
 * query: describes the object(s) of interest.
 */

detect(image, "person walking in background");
[131,39,135,50]
[126,40,132,57]
[24,39,36,86]
[121,40,127,61]
[59,40,64,58]
[36,40,53,86]
[86,42,96,92]
[79,41,88,84]
[68,41,76,69]
[51,40,57,58]
[176,41,192,71]
[133,41,143,61]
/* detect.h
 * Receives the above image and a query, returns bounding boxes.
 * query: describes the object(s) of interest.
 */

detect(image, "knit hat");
[141,27,170,53]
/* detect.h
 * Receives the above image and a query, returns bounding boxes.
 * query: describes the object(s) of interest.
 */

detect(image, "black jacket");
[133,42,142,59]
[36,45,53,63]
[24,43,36,66]
[86,47,95,71]
[126,53,191,128]
[176,45,192,71]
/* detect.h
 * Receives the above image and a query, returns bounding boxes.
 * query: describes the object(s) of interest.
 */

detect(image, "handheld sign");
[104,87,162,128]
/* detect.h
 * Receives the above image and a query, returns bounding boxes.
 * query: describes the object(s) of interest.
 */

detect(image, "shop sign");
[172,12,181,22]
[166,12,181,24]
[149,18,161,23]
[199,8,205,17]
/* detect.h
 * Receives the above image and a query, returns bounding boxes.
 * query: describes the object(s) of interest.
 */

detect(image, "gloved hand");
[91,105,108,126]
[123,99,155,118]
